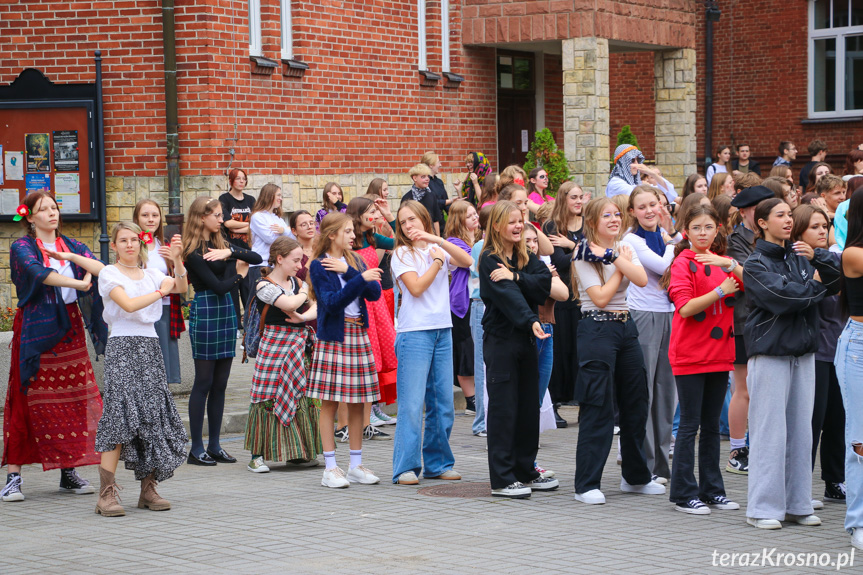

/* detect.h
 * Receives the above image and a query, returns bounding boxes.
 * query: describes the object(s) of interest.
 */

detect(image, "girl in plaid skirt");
[307,213,384,488]
[182,197,262,467]
[244,237,322,473]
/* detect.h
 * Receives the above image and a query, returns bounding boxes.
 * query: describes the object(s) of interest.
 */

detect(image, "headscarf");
[609,144,645,187]
[409,183,427,203]
[462,152,492,203]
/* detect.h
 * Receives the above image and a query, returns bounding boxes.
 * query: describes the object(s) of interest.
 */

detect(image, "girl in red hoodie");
[665,204,744,515]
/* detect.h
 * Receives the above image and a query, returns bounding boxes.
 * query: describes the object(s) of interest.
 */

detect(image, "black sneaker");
[525,476,559,491]
[554,404,568,429]
[703,494,740,510]
[464,395,476,416]
[334,426,349,443]
[675,499,710,515]
[1,473,24,502]
[726,446,749,475]
[491,482,531,498]
[59,468,95,494]
[825,482,846,502]
[363,425,392,440]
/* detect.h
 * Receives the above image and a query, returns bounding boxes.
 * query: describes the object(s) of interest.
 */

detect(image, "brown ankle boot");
[95,467,125,517]
[138,473,170,511]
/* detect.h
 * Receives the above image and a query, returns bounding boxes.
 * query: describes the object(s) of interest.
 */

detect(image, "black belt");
[583,310,631,323]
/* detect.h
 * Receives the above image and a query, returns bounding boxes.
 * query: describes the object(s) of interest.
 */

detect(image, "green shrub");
[616,125,639,149]
[523,128,570,196]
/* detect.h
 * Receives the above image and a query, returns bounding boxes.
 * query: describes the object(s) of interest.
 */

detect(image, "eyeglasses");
[538,175,548,180]
[689,225,716,233]
[295,222,315,229]
[600,212,622,220]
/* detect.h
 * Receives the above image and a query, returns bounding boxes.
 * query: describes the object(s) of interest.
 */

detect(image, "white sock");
[323,451,336,470]
[349,449,362,469]
[730,437,746,451]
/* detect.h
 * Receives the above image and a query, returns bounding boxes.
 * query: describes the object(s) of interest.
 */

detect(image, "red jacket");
[667,249,743,376]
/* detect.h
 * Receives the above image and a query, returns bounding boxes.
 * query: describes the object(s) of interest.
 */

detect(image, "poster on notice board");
[4,151,24,180]
[53,130,79,172]
[25,173,50,194]
[25,133,51,172]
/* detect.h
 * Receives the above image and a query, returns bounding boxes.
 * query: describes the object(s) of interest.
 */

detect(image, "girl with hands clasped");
[478,201,556,499]
[306,213,383,488]
[390,201,472,486]
[94,222,188,517]
[743,198,840,530]
[570,197,661,506]
[664,205,742,516]
[248,183,294,289]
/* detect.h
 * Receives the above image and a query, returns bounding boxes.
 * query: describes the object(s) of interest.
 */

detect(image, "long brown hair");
[133,198,166,245]
[570,197,620,293]
[21,191,62,238]
[443,200,478,247]
[674,192,709,233]
[322,182,343,211]
[660,204,725,289]
[549,182,582,237]
[307,212,365,302]
[182,196,227,259]
[347,197,376,250]
[752,197,785,242]
[791,204,830,243]
[366,178,387,197]
[480,201,529,271]
[394,200,434,264]
[252,183,282,218]
[707,172,732,200]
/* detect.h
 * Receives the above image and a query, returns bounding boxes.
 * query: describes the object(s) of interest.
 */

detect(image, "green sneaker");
[247,456,270,473]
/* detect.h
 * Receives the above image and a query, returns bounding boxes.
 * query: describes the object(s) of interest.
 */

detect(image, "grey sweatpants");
[746,353,816,520]
[632,309,676,479]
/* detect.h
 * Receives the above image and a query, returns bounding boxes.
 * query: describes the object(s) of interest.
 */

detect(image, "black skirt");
[452,301,475,378]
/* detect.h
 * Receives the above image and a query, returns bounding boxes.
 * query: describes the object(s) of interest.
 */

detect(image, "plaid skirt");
[189,290,237,360]
[307,322,380,404]
[250,325,308,426]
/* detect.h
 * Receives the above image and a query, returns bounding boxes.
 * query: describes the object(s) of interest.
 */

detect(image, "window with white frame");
[280,0,292,60]
[249,0,262,56]
[810,0,863,117]
[418,0,427,70]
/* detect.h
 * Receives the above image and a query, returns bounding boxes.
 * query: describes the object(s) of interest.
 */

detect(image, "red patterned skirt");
[356,246,398,404]
[2,304,103,470]
[306,322,380,404]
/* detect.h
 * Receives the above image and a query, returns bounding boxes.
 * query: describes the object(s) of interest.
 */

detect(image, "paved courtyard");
[0,362,858,574]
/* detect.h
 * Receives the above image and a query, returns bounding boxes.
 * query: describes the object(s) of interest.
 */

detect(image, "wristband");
[433,258,444,268]
[176,268,188,278]
[156,289,164,298]
[723,258,738,273]
[714,286,724,298]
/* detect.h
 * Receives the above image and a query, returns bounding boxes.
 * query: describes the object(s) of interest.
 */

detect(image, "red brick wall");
[695,0,863,174]
[543,53,564,144]
[0,0,499,178]
[609,51,655,159]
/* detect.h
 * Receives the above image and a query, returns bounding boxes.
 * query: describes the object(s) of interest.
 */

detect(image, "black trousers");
[230,273,253,328]
[669,372,728,503]
[484,330,541,489]
[812,360,846,483]
[548,301,580,404]
[573,317,651,493]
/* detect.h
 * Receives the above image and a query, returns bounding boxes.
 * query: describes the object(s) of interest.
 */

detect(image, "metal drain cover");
[418,482,492,498]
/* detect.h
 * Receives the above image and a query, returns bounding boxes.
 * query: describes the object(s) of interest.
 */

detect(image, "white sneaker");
[321,467,350,488]
[347,465,380,485]
[369,412,387,427]
[574,489,606,505]
[247,456,270,473]
[620,478,666,495]
[786,514,821,526]
[747,517,782,530]
[852,527,863,551]
[651,474,668,485]
[1,474,24,502]
[372,404,397,425]
[811,498,824,510]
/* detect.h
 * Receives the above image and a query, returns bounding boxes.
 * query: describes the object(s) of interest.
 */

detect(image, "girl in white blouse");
[249,183,294,290]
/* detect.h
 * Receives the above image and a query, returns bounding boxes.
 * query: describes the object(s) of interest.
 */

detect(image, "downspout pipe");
[704,1,721,172]
[94,51,109,262]
[162,0,183,236]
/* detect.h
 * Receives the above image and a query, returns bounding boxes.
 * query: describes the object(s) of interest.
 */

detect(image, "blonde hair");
[182,196,227,260]
[420,151,439,167]
[609,194,631,232]
[496,165,527,194]
[535,201,555,225]
[480,201,529,271]
[409,163,433,178]
[111,221,148,267]
[307,212,365,302]
[443,201,478,247]
[571,197,620,293]
[707,172,732,200]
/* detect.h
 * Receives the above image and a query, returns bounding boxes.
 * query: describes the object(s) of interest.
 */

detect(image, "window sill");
[802,116,863,124]
[442,72,464,89]
[282,58,309,79]
[250,56,279,75]
[419,70,441,87]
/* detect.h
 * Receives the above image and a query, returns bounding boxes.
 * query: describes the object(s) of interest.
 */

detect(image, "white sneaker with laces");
[369,413,386,427]
[247,456,270,473]
[372,404,397,425]
[786,514,821,526]
[1,475,24,502]
[852,527,863,551]
[620,478,666,495]
[574,489,605,505]
[321,467,350,488]
[747,517,782,530]
[347,465,380,485]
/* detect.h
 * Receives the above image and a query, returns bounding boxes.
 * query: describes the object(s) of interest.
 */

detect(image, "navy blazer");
[309,257,381,342]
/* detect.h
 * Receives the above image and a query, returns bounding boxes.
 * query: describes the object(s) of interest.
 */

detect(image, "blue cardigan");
[309,257,381,342]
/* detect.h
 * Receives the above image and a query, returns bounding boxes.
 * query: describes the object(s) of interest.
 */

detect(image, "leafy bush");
[616,125,639,149]
[523,128,570,196]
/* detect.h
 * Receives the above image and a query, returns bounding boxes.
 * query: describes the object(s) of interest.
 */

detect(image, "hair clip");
[13,204,29,222]
[139,230,154,244]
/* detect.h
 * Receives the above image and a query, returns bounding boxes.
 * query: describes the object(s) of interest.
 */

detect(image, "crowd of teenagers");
[0,146,861,551]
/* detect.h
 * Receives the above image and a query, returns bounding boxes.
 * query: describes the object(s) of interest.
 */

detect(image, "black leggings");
[189,357,233,455]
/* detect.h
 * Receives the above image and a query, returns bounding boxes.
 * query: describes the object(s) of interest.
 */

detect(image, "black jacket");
[479,249,551,338]
[726,224,755,335]
[730,158,761,176]
[742,239,840,357]
[428,176,449,214]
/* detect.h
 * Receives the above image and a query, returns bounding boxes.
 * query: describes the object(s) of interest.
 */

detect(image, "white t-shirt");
[98,265,166,338]
[250,211,294,267]
[705,163,727,185]
[573,244,642,312]
[391,245,457,333]
[605,176,636,198]
[44,241,77,304]
[620,232,676,312]
[147,240,171,305]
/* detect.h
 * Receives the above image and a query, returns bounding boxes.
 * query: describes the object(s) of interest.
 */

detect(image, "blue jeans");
[392,328,456,482]
[835,318,863,532]
[536,323,553,405]
[470,300,486,434]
